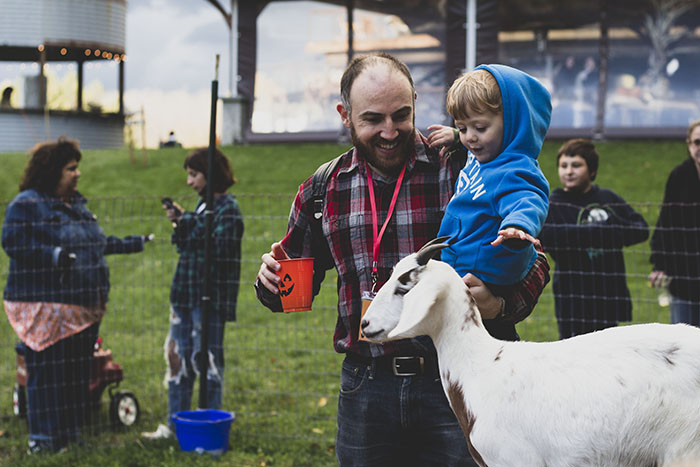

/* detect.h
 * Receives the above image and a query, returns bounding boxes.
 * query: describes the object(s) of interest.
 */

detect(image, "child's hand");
[427,124,458,149]
[648,270,670,288]
[491,227,541,250]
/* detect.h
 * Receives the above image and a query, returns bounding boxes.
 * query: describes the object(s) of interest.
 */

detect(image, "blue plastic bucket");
[172,409,235,455]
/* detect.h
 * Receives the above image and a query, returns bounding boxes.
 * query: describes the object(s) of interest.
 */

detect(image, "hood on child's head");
[475,64,552,161]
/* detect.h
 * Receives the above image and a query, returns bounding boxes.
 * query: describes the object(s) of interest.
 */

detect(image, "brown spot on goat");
[462,289,480,329]
[466,288,476,306]
[661,345,679,366]
[445,373,487,466]
[494,347,504,362]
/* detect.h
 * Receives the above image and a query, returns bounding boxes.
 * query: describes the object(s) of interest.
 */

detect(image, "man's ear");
[337,102,351,128]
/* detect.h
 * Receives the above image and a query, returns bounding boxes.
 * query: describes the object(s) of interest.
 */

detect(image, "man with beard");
[255,52,549,466]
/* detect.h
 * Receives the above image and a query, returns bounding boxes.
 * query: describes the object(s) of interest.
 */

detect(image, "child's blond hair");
[446,69,502,120]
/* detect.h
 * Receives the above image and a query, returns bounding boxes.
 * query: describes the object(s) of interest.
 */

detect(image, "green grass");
[0,138,688,465]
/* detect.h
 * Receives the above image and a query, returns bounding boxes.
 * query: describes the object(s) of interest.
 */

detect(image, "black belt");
[346,353,440,377]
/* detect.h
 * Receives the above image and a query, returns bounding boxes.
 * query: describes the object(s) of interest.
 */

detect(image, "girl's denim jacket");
[2,189,144,307]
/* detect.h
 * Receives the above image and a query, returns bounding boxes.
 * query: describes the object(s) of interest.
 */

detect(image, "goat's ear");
[387,273,438,339]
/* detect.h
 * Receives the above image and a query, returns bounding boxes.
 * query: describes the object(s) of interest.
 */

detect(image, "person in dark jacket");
[540,139,649,339]
[649,119,700,326]
[2,138,150,453]
[142,147,244,440]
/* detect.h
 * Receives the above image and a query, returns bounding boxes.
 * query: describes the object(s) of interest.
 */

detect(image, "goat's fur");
[361,242,700,467]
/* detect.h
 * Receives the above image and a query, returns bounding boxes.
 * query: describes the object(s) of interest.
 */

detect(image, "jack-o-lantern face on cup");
[276,258,314,312]
[278,273,295,297]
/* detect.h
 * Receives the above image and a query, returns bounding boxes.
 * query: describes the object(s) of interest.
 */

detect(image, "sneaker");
[141,424,174,440]
[27,440,67,455]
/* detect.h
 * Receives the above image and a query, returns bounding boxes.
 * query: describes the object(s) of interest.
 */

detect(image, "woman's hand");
[162,200,184,224]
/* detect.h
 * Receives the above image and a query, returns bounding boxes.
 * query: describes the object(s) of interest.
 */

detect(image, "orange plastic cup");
[276,258,314,312]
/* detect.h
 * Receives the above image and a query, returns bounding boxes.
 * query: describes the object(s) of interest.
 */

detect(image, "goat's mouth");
[362,329,383,340]
[360,326,386,341]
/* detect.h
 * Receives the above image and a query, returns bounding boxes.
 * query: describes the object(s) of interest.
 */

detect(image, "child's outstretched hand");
[491,227,541,250]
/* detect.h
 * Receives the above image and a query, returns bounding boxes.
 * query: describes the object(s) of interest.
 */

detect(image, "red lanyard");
[365,160,406,291]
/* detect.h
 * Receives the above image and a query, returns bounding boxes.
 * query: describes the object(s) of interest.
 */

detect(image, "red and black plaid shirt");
[257,132,549,357]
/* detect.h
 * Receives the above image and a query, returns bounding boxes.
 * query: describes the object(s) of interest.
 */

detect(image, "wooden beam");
[77,61,83,111]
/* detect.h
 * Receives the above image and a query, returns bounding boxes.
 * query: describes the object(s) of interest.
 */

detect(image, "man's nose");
[379,118,398,140]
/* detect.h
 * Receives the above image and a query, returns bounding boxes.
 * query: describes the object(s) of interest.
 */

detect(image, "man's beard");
[350,125,415,177]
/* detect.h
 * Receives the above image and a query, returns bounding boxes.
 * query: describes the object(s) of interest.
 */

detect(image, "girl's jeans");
[22,322,99,452]
[165,305,225,428]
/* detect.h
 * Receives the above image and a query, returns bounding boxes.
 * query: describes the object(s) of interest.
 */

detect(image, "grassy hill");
[0,138,689,466]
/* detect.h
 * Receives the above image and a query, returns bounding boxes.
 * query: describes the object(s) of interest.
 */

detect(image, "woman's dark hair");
[19,138,82,193]
[183,147,236,193]
[556,138,599,181]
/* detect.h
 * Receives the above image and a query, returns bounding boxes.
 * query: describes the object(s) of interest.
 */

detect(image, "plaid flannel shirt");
[170,193,244,321]
[256,132,549,356]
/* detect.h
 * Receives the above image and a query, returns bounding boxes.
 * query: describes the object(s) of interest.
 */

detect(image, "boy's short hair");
[557,138,599,180]
[446,69,502,120]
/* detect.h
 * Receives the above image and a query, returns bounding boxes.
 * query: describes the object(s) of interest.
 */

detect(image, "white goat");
[361,238,700,467]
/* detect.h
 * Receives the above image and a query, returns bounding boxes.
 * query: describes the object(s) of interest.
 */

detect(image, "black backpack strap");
[312,155,343,221]
[308,155,343,298]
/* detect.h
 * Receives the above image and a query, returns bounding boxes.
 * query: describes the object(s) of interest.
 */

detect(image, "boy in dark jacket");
[540,139,649,339]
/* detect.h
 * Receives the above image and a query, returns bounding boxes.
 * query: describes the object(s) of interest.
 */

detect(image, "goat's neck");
[431,285,501,388]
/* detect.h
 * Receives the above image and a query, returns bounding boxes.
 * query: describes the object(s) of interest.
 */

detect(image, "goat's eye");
[397,270,412,285]
[395,270,414,296]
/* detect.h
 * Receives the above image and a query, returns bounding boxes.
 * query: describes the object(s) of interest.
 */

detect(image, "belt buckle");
[392,356,423,376]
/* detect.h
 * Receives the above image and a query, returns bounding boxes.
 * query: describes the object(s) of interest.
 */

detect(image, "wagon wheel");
[109,390,139,428]
[12,384,26,418]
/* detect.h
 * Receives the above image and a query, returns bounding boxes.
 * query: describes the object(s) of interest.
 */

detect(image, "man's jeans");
[165,305,225,428]
[22,322,99,452]
[336,355,477,466]
[670,295,700,327]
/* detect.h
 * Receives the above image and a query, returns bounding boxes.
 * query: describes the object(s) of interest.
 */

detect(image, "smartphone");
[161,197,182,218]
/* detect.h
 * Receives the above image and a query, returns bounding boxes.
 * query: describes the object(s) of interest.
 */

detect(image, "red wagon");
[12,337,140,428]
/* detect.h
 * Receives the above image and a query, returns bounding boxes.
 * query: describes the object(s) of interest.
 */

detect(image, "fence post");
[199,55,219,409]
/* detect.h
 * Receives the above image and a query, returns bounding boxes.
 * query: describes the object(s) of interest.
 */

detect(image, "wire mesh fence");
[0,194,694,457]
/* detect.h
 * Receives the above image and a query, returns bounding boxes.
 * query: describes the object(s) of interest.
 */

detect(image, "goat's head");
[361,237,466,342]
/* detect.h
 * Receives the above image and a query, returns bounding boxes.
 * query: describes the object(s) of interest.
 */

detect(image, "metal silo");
[0,0,127,151]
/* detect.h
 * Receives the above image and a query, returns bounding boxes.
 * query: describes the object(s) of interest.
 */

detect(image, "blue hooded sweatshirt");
[438,64,551,285]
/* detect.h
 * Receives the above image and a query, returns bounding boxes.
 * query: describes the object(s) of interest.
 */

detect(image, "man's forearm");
[502,251,550,324]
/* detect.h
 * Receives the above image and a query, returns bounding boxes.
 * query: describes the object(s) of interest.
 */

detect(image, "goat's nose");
[361,320,369,329]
